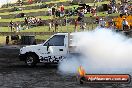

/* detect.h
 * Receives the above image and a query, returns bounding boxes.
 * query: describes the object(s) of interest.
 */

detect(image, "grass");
[0,26,72,43]
[0,36,6,44]
[0,4,79,16]
[0,27,10,32]
[0,18,24,22]
[0,0,118,44]
[0,16,51,22]
[88,0,121,6]
[0,0,69,10]
[45,0,69,4]
[86,1,109,6]
[83,12,120,17]
[1,24,96,32]
[0,23,97,41]
[0,8,48,15]
[0,12,120,22]
[0,6,74,16]
[20,25,75,32]
[28,24,96,40]
[0,23,96,44]
[0,0,70,15]
[0,1,111,16]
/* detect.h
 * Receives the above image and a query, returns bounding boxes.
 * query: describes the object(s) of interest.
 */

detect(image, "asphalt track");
[0,46,132,88]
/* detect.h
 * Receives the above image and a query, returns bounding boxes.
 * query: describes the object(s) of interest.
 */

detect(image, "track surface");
[0,46,132,88]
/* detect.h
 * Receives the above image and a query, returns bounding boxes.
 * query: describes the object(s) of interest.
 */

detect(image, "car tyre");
[25,54,38,67]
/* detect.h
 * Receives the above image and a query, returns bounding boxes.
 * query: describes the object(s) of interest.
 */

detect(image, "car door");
[42,35,67,63]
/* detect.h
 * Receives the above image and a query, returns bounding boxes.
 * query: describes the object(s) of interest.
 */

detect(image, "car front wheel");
[25,54,38,67]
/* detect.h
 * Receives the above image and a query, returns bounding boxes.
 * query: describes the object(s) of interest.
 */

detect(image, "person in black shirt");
[9,20,14,32]
[54,20,58,32]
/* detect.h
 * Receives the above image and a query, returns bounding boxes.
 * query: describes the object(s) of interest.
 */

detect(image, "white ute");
[19,33,77,66]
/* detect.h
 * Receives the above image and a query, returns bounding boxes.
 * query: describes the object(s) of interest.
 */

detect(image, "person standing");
[60,5,65,17]
[54,20,58,32]
[9,20,13,32]
[52,7,56,18]
[25,17,29,29]
[9,20,14,32]
[6,36,9,45]
[99,18,106,28]
[16,22,20,32]
[49,21,52,31]
[74,19,78,32]
[95,16,99,24]
[122,18,129,30]
[28,0,33,4]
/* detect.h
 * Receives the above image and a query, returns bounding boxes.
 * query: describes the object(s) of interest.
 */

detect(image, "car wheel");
[25,54,38,67]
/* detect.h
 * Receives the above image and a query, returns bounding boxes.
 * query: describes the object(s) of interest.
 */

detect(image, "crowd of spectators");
[97,14,132,31]
[9,16,43,32]
[8,0,132,32]
[9,21,21,32]
[24,16,43,27]
[107,0,131,15]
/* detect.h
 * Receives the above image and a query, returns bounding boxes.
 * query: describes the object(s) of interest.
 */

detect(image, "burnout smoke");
[58,28,132,74]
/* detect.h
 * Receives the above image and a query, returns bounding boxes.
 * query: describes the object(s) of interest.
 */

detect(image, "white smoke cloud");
[58,28,132,74]
[0,0,18,7]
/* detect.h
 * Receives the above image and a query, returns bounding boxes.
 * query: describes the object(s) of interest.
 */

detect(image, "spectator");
[6,36,9,45]
[82,23,87,31]
[122,18,129,30]
[64,17,67,26]
[95,16,99,24]
[49,21,52,31]
[48,7,52,16]
[80,20,86,31]
[52,7,56,17]
[107,19,114,29]
[15,22,20,32]
[70,0,73,3]
[112,19,116,29]
[56,9,60,17]
[37,18,43,26]
[74,19,78,32]
[99,18,106,28]
[77,9,84,22]
[54,20,58,32]
[78,10,84,18]
[24,17,29,29]
[84,8,87,14]
[91,7,96,16]
[60,5,65,17]
[28,0,33,4]
[9,20,14,32]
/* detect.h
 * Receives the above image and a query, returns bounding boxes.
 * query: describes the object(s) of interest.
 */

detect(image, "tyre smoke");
[58,28,132,74]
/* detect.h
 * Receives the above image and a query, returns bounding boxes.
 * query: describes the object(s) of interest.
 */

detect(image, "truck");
[19,33,78,66]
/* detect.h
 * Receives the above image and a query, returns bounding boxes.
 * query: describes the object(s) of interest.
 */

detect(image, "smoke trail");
[58,28,132,74]
[0,0,18,8]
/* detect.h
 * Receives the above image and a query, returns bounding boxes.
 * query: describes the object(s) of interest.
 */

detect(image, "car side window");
[44,35,65,46]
